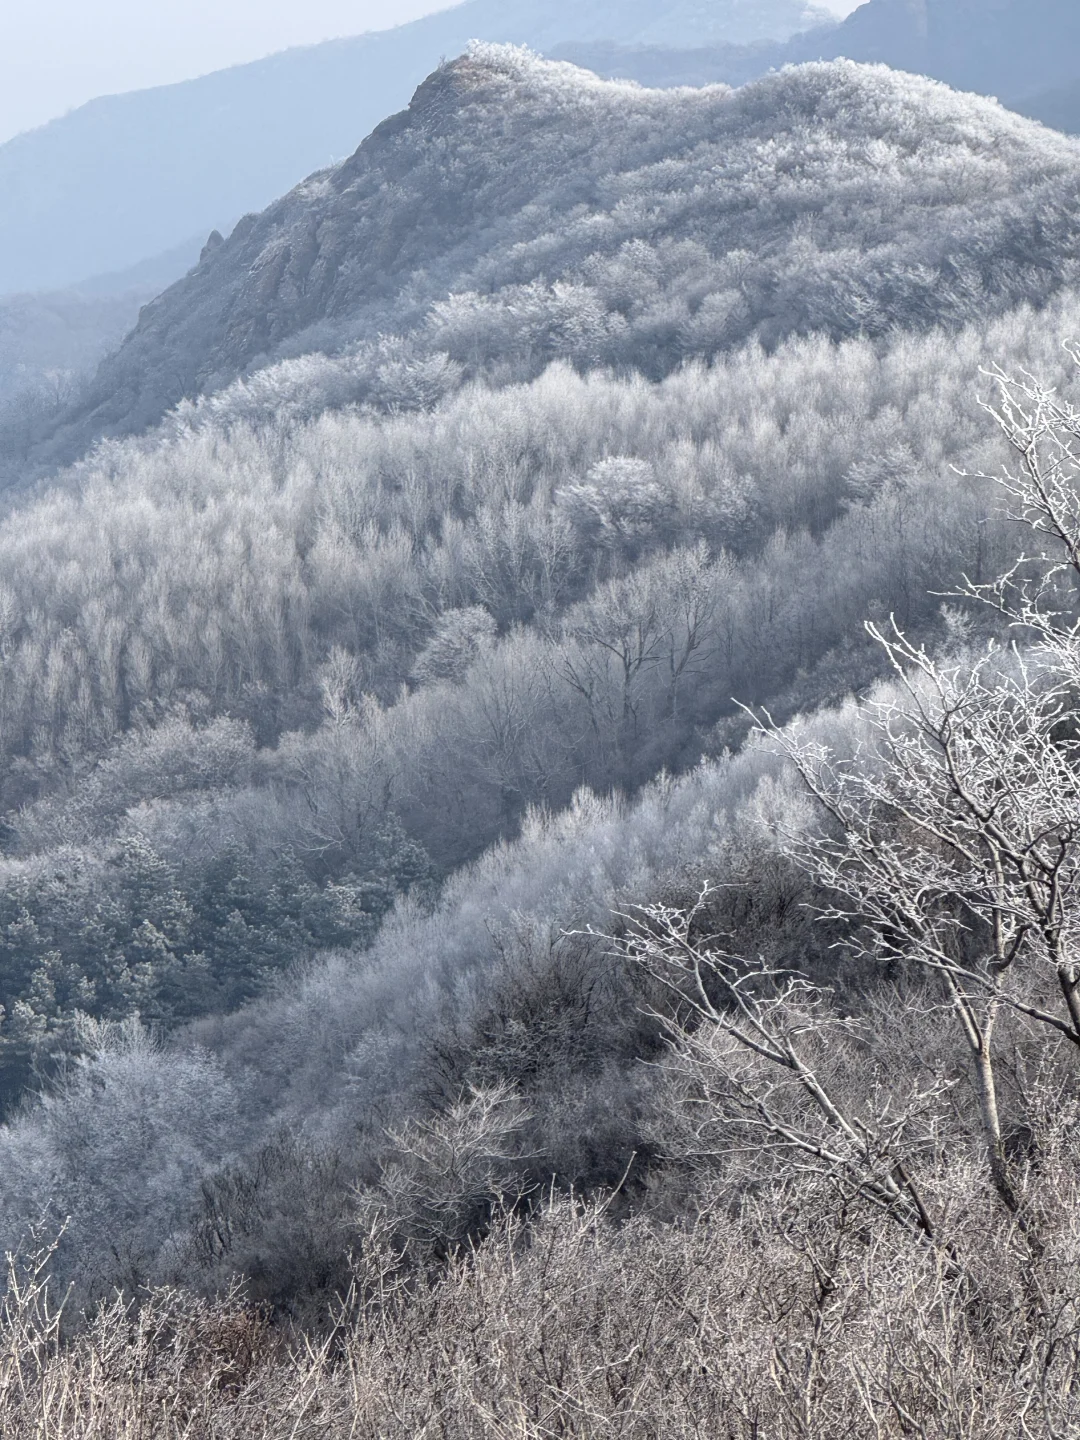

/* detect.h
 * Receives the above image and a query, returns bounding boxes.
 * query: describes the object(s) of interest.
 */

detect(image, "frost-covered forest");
[20,50,1080,474]
[1,45,1080,1438]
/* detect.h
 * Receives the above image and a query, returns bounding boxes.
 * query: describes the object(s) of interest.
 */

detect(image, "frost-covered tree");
[757,363,1080,1214]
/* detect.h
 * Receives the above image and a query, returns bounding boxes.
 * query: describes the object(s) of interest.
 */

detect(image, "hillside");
[0,0,829,298]
[26,48,1080,472]
[0,40,1078,1432]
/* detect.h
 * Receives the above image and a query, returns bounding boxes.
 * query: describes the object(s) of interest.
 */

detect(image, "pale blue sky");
[1,0,860,147]
[1,1,452,144]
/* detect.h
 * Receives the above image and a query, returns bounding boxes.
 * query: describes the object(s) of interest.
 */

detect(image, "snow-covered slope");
[0,0,831,298]
[36,48,1080,465]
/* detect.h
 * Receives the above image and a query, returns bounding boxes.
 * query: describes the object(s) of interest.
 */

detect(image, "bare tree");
[960,357,1080,690]
[757,361,1080,1215]
[357,1082,533,1256]
[614,890,943,1243]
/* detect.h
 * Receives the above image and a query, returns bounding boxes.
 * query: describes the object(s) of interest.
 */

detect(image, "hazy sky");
[1,0,862,147]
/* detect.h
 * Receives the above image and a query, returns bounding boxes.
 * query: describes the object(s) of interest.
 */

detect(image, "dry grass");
[2,1146,1078,1440]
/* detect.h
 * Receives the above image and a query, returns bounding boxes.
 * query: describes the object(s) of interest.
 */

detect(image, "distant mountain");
[0,0,830,298]
[1015,80,1080,137]
[562,0,1080,121]
[806,0,1080,102]
[30,48,1080,470]
[548,40,775,90]
[0,292,145,407]
[0,239,204,411]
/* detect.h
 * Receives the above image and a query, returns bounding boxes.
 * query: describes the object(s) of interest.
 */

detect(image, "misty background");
[1,0,860,145]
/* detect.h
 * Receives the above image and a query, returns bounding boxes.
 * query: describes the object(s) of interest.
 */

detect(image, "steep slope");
[0,0,829,297]
[563,0,1080,115]
[36,48,1080,464]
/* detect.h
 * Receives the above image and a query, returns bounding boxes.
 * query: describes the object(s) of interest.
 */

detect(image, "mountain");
[804,0,1080,102]
[0,240,204,407]
[2,35,1080,1389]
[30,47,1080,469]
[1015,79,1080,136]
[0,0,829,298]
[562,0,1080,119]
[548,39,780,90]
[0,293,143,408]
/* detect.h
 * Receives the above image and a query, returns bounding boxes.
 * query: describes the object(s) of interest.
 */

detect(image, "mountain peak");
[0,0,835,299]
[28,54,1080,471]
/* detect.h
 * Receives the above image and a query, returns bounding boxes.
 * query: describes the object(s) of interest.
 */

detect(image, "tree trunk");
[969,1004,1019,1213]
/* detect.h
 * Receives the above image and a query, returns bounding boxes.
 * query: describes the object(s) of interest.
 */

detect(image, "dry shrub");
[0,1143,1077,1440]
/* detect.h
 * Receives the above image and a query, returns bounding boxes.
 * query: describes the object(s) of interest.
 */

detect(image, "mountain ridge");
[0,0,830,297]
[27,47,1080,473]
